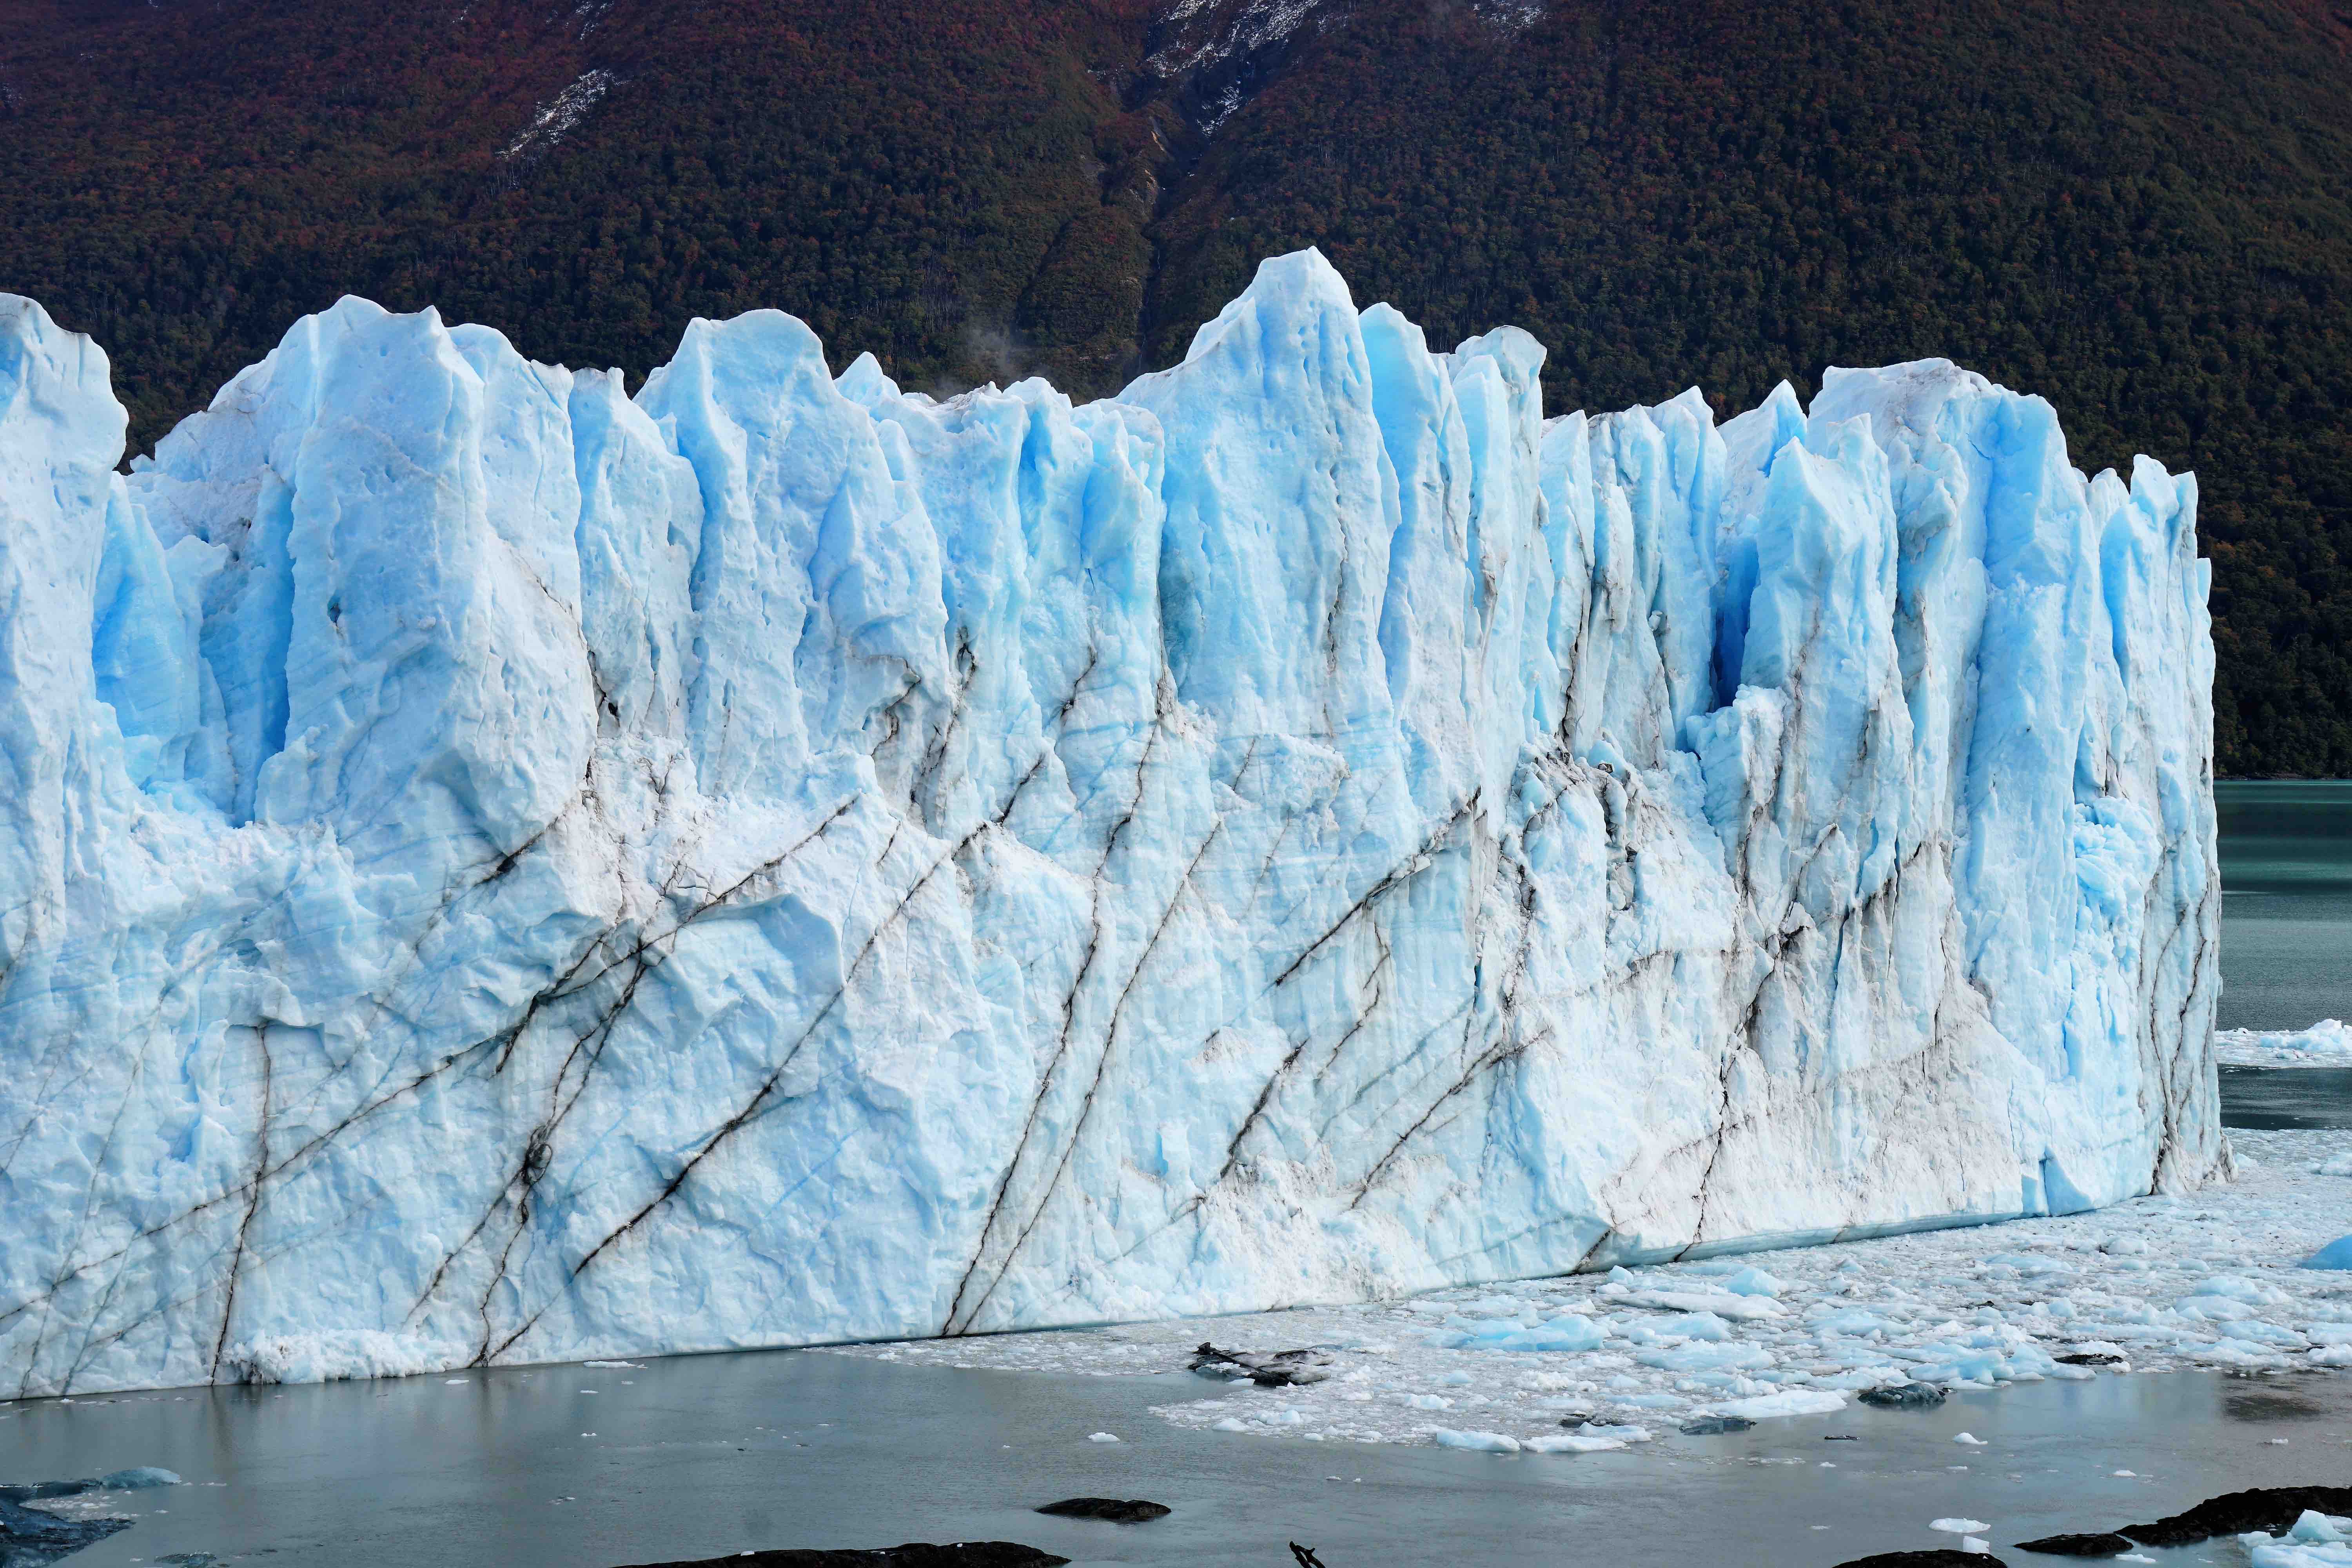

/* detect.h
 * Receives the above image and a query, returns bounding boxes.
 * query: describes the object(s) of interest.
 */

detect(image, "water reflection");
[2216,780,2352,1032]
[2217,1065,2352,1128]
[2220,1388,2332,1423]
[3,1349,2348,1568]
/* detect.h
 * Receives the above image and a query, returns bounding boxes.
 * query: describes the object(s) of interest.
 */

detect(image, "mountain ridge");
[2,0,2347,772]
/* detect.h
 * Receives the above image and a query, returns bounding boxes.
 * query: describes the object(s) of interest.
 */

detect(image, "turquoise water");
[2216,780,2352,1032]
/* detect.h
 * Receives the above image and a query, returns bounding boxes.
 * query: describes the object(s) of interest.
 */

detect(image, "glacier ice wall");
[0,252,2221,1397]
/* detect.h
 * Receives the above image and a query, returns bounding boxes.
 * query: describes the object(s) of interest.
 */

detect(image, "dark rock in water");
[1033,1499,1171,1523]
[1857,1383,1947,1409]
[1678,1414,1755,1435]
[2013,1533,2135,1557]
[2054,1353,2127,1367]
[614,1545,1068,1568]
[0,1494,136,1567]
[1833,1553,2007,1568]
[1187,1343,1333,1387]
[2119,1486,2352,1546]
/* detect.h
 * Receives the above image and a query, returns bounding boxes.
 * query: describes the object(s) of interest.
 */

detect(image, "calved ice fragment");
[2300,1238,2352,1271]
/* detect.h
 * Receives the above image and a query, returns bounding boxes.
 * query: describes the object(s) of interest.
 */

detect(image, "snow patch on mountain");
[1147,0,1542,136]
[1151,0,1331,77]
[499,67,613,168]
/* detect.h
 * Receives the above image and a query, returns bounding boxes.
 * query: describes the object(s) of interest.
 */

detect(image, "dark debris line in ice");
[0,252,2230,1394]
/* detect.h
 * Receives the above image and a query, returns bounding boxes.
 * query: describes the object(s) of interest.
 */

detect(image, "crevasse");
[0,250,2220,1397]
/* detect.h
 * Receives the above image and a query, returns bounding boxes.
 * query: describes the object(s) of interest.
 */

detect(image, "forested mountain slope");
[4,0,2347,772]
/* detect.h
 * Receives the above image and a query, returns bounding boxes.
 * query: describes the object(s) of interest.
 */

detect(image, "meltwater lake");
[6,784,2349,1568]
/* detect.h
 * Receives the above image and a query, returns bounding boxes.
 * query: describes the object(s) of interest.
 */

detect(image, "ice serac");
[0,250,2223,1396]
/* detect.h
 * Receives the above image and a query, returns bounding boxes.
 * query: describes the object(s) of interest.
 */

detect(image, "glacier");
[0,250,2223,1398]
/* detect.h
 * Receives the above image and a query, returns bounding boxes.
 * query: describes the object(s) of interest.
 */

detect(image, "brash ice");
[0,250,2221,1397]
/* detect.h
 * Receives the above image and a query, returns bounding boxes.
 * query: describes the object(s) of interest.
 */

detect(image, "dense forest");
[4,0,2348,773]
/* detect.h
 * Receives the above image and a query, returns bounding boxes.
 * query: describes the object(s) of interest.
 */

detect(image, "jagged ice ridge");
[0,250,2222,1397]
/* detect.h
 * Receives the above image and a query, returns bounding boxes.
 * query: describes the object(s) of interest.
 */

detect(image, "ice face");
[0,249,2222,1397]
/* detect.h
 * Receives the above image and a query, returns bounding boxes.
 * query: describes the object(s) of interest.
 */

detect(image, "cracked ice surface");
[0,247,2220,1396]
[842,1130,2352,1448]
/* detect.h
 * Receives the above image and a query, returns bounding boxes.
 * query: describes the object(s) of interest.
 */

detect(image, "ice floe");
[840,1128,2352,1449]
[2218,1021,2352,1067]
[2244,1511,2352,1568]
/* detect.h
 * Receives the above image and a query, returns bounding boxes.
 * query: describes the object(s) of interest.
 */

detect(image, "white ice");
[2216,1021,2352,1067]
[2243,1512,2352,1568]
[840,1128,2352,1448]
[0,247,2221,1396]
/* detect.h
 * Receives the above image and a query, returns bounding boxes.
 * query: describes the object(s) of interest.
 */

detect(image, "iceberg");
[2216,1020,2352,1065]
[0,250,2221,1397]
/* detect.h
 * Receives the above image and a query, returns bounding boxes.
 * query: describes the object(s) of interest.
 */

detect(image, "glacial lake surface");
[2215,780,2352,1129]
[7,1346,2350,1568]
[2216,780,2352,1034]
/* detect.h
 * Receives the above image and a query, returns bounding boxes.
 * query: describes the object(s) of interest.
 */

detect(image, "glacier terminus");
[0,250,2222,1398]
